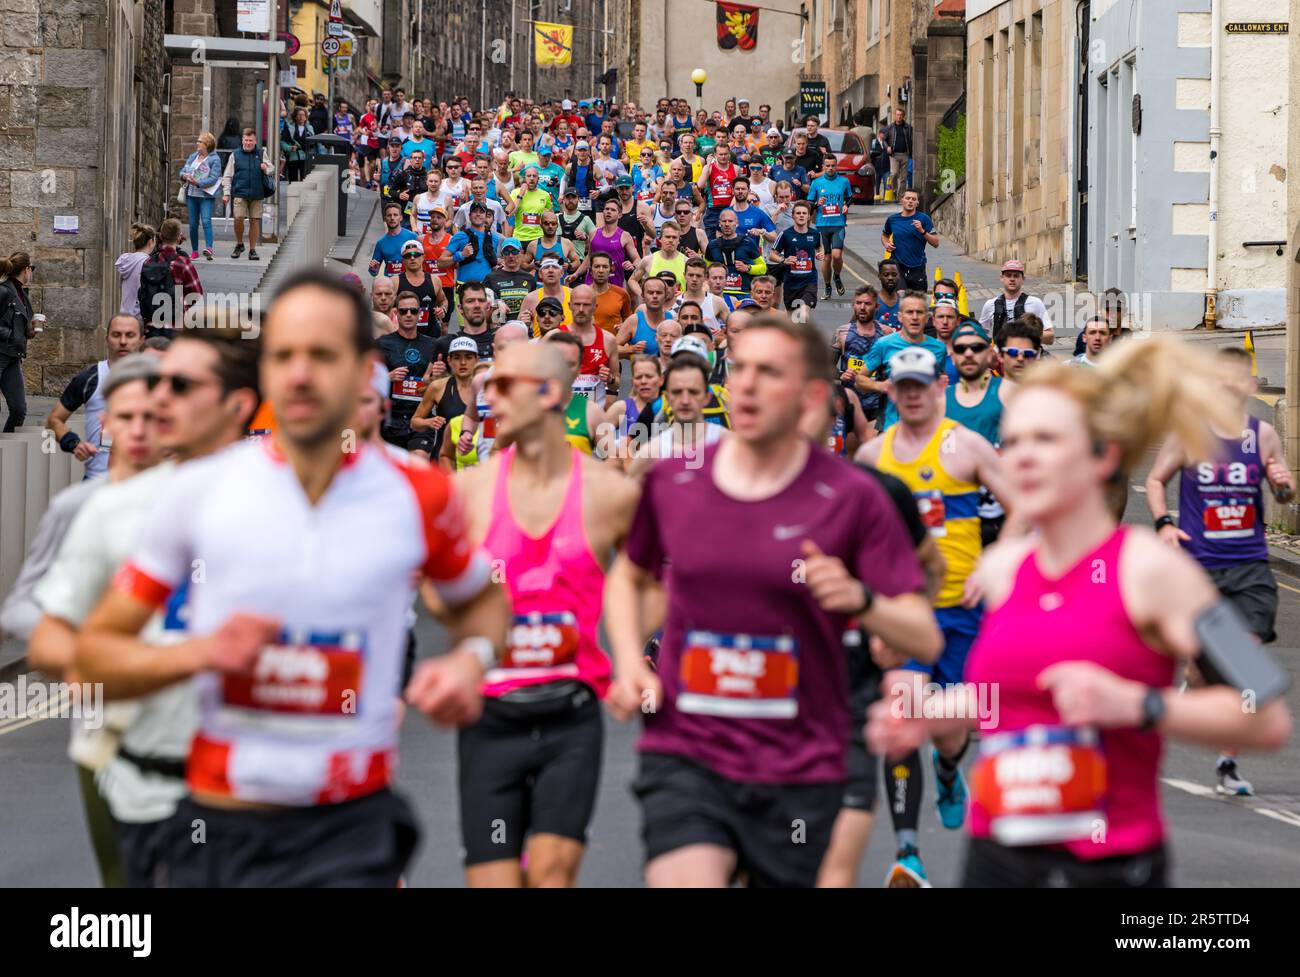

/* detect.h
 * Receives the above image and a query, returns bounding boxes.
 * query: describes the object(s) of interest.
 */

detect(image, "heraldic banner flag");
[717,2,760,51]
[535,22,574,66]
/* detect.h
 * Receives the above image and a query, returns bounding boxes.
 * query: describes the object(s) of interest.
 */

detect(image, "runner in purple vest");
[1146,346,1295,796]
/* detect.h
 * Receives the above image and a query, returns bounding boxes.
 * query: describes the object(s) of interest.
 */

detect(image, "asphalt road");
[3,282,1300,888]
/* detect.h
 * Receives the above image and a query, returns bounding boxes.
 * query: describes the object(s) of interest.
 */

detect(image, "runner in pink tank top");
[481,444,609,697]
[867,340,1291,888]
[451,339,640,888]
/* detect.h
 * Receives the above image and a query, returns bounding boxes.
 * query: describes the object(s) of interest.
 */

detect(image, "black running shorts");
[1208,561,1278,644]
[457,684,604,865]
[160,788,419,887]
[962,837,1169,889]
[632,752,842,888]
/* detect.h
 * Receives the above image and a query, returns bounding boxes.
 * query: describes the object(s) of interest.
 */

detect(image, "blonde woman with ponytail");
[0,251,35,432]
[869,338,1292,888]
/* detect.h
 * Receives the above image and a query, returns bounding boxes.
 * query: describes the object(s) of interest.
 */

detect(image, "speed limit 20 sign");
[321,36,341,55]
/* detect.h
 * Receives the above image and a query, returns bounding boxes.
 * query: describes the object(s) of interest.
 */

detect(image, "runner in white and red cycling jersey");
[451,339,639,886]
[868,339,1292,888]
[76,269,510,887]
[1145,345,1295,797]
[605,311,941,887]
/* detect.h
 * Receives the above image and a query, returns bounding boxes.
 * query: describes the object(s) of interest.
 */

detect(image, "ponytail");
[0,250,32,280]
[132,223,156,251]
[1015,338,1237,478]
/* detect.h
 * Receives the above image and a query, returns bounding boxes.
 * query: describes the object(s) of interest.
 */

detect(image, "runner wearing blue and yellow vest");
[544,330,608,457]
[509,167,554,244]
[857,345,1009,885]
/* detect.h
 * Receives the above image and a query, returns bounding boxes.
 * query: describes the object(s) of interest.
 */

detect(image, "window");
[867,0,877,42]
[811,0,820,55]
[981,36,994,203]
[1012,20,1025,196]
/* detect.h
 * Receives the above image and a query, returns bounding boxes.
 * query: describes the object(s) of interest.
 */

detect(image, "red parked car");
[786,128,875,202]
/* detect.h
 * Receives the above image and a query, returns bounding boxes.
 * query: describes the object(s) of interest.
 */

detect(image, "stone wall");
[931,180,967,253]
[137,0,170,224]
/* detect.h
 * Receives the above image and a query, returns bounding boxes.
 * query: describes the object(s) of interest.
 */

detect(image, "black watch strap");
[853,585,875,619]
[1153,514,1176,532]
[1140,687,1166,731]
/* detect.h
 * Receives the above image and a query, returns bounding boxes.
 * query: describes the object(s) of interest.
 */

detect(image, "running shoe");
[834,275,845,296]
[823,282,833,301]
[202,249,213,261]
[1216,760,1254,796]
[231,244,244,259]
[886,846,931,888]
[248,249,260,261]
[933,747,967,830]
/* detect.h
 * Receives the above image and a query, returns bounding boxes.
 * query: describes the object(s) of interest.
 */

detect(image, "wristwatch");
[1139,686,1167,731]
[1153,514,1176,533]
[851,584,876,619]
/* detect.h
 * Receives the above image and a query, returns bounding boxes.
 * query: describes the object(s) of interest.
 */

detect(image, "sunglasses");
[537,308,563,317]
[147,373,218,396]
[935,292,957,301]
[397,307,421,315]
[485,373,548,396]
[1001,348,1040,360]
[952,342,989,355]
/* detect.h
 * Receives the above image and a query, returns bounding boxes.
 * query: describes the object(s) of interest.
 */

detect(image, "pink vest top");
[481,446,611,698]
[965,527,1175,858]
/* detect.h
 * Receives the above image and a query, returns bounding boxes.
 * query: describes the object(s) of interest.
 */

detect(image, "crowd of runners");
[1,89,1293,889]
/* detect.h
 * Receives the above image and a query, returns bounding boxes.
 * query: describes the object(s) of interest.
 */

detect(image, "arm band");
[1193,599,1290,704]
[59,432,80,454]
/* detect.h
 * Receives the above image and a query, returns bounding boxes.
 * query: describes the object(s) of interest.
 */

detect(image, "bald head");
[494,320,529,353]
[569,285,595,328]
[106,313,144,361]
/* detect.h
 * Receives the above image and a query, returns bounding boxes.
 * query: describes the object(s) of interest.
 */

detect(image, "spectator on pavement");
[221,128,273,262]
[882,107,914,194]
[280,107,314,182]
[178,132,222,261]
[115,223,155,317]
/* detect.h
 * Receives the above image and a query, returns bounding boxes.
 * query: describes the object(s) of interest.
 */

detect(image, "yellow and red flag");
[535,22,573,66]
[717,2,759,51]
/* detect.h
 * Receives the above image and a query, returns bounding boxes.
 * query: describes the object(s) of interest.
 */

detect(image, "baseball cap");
[448,336,479,356]
[738,97,751,105]
[1001,259,1026,273]
[429,205,448,217]
[615,175,634,188]
[933,297,959,311]
[781,147,796,157]
[888,347,939,385]
[500,237,523,253]
[767,127,781,137]
[655,270,678,287]
[104,353,159,399]
[681,322,712,339]
[575,140,590,151]
[562,99,573,110]
[469,200,489,213]
[538,144,553,156]
[952,321,990,343]
[400,240,424,256]
[536,296,565,314]
[539,257,564,270]
[340,272,366,294]
[388,136,403,146]
[562,186,579,197]
[670,335,711,360]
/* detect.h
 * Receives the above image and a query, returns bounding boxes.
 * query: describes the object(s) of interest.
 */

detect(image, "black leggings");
[0,353,27,432]
[285,158,306,183]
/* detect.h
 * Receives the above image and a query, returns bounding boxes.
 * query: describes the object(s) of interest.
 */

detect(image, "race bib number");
[820,203,842,218]
[385,261,402,276]
[677,631,799,719]
[571,374,601,400]
[915,489,947,537]
[1203,501,1257,539]
[502,612,580,670]
[846,356,865,373]
[712,180,732,206]
[423,258,439,274]
[222,630,365,718]
[790,256,814,273]
[725,272,743,291]
[578,199,593,212]
[478,404,496,439]
[972,725,1107,846]
[522,211,542,227]
[393,376,427,402]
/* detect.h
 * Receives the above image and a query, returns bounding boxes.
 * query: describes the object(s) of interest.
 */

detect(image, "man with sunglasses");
[450,337,638,887]
[994,317,1043,381]
[674,201,708,258]
[558,188,596,259]
[945,320,1011,548]
[78,270,507,888]
[396,239,448,337]
[36,330,259,888]
[379,292,439,457]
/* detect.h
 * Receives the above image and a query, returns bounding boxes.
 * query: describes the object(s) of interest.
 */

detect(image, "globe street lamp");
[691,68,707,112]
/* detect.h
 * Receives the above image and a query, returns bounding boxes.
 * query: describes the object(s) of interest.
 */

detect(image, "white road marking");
[1256,809,1300,829]
[1163,778,1300,830]
[1163,778,1217,798]
[0,686,71,736]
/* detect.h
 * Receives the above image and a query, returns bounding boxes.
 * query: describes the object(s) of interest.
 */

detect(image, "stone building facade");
[0,0,170,395]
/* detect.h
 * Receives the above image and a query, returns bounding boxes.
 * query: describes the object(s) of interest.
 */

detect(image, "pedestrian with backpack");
[115,223,156,317]
[141,219,203,336]
[0,251,36,432]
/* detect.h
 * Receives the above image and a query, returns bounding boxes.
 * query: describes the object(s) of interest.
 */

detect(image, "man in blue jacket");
[221,128,272,260]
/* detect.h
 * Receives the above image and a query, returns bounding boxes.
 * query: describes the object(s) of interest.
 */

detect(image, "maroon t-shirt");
[625,443,927,784]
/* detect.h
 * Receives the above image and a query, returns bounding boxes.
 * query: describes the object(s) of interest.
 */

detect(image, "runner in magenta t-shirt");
[606,318,941,888]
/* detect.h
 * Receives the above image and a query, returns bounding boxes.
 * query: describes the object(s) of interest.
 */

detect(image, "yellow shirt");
[624,138,655,165]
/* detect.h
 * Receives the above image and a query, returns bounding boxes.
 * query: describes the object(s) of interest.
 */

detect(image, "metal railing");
[940,92,966,133]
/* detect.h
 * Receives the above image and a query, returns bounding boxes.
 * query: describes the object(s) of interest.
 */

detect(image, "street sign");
[279,67,297,87]
[328,0,342,21]
[278,32,301,57]
[799,80,828,123]
[321,36,341,55]
[336,56,352,75]
[326,21,344,37]
[338,29,356,58]
[236,0,270,33]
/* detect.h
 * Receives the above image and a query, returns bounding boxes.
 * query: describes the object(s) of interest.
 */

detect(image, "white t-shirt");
[978,292,1052,334]
[412,189,460,233]
[454,198,509,235]
[35,462,197,822]
[654,422,723,459]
